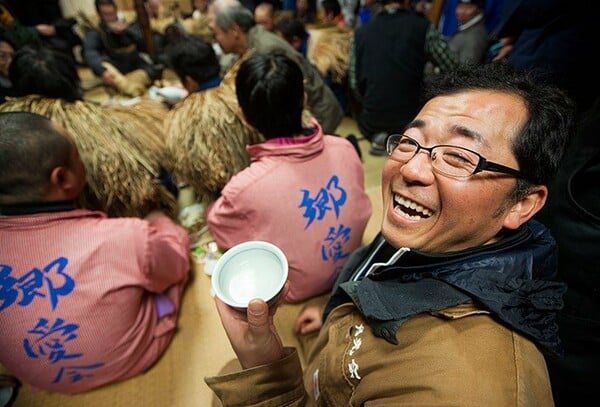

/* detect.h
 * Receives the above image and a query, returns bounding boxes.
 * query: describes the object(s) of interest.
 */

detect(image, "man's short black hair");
[235,52,304,139]
[166,36,220,86]
[423,62,576,193]
[0,112,72,205]
[321,0,341,17]
[10,45,83,102]
[275,17,307,43]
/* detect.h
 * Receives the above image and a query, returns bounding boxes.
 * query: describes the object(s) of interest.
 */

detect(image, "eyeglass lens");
[387,136,481,177]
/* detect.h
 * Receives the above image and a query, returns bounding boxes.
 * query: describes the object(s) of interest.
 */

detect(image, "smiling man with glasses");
[206,62,576,406]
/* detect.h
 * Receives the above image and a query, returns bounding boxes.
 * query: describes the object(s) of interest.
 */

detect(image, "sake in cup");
[211,241,288,309]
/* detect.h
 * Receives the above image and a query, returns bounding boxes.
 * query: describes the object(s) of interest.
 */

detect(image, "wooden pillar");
[133,0,156,57]
[428,0,445,27]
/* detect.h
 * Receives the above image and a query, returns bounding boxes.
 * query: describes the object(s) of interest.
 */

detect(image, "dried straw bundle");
[181,15,214,42]
[0,96,177,218]
[220,51,245,92]
[105,98,171,167]
[163,86,263,204]
[310,27,353,84]
[150,16,177,35]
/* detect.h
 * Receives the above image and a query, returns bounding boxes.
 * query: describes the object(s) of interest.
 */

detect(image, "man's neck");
[0,200,76,216]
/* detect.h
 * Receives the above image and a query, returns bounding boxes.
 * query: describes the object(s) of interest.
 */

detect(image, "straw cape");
[309,26,353,85]
[0,96,177,219]
[181,15,213,42]
[163,82,263,205]
[164,50,320,235]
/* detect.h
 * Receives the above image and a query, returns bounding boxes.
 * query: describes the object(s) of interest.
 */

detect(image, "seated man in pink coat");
[0,112,191,394]
[207,52,372,303]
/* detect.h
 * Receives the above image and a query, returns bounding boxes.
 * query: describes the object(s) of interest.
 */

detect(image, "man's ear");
[502,185,548,230]
[183,75,197,94]
[49,166,80,200]
[232,22,242,37]
[292,36,302,51]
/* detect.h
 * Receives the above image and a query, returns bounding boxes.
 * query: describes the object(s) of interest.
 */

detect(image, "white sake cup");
[211,241,288,309]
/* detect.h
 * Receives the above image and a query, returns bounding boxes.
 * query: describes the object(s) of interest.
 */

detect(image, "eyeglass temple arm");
[476,159,526,179]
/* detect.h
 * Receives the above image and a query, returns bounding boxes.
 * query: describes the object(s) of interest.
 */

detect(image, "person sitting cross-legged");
[206,52,372,303]
[0,111,191,394]
[82,0,162,97]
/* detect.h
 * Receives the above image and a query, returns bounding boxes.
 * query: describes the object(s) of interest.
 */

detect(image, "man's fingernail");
[248,299,262,314]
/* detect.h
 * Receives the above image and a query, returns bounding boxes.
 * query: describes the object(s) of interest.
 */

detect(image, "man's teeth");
[394,195,432,220]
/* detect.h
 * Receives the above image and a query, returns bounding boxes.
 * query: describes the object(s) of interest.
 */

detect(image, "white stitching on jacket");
[347,324,365,380]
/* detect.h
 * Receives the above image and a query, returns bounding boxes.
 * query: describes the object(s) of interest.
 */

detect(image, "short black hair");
[423,62,576,193]
[0,112,72,205]
[321,0,341,17]
[166,36,220,86]
[10,45,83,102]
[235,52,304,139]
[275,17,307,43]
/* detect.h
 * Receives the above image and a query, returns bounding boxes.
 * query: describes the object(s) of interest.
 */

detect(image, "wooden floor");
[6,83,387,406]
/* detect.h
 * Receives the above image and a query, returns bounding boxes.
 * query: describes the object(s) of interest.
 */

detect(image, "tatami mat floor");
[6,73,386,406]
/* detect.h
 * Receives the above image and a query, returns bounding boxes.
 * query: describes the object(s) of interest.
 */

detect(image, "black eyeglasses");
[385,134,526,179]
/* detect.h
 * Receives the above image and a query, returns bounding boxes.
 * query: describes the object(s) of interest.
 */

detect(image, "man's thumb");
[246,299,270,335]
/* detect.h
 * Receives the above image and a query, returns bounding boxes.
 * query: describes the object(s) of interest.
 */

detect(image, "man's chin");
[381,220,411,247]
[381,218,434,252]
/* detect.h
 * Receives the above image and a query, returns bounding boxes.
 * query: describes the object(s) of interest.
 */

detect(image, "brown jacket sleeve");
[205,348,310,406]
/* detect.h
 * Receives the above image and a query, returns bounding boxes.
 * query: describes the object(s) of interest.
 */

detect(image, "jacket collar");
[246,119,324,160]
[458,13,484,31]
[197,76,222,92]
[325,220,566,356]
